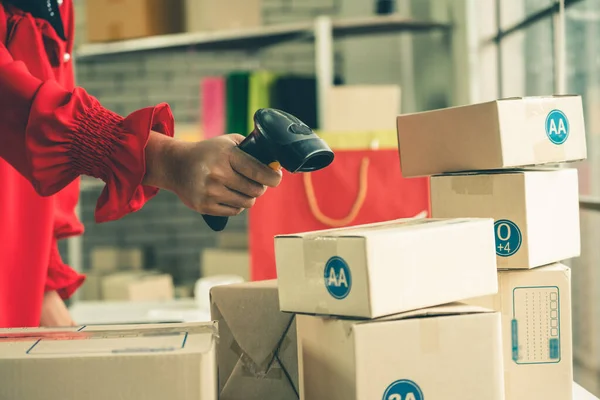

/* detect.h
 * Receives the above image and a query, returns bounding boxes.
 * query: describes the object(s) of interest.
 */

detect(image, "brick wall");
[64,0,345,285]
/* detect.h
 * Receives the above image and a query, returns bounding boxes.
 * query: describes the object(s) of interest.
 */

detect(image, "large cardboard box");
[210,280,298,400]
[324,85,401,132]
[185,0,262,33]
[397,96,587,177]
[464,264,573,400]
[0,322,217,400]
[274,218,498,318]
[431,168,581,269]
[101,272,174,302]
[201,249,250,281]
[86,0,183,43]
[297,304,505,400]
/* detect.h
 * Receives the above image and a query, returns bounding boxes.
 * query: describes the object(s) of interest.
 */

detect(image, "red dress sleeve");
[45,237,85,300]
[0,43,175,223]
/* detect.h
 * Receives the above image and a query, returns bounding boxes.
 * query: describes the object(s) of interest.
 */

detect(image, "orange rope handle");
[303,157,370,227]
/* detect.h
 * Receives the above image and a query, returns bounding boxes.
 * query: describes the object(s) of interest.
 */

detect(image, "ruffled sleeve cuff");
[26,82,175,223]
[46,242,86,300]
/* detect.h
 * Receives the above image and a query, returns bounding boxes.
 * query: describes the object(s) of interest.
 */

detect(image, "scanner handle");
[201,133,280,232]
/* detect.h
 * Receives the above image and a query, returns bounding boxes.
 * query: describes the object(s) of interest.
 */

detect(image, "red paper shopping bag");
[249,149,430,281]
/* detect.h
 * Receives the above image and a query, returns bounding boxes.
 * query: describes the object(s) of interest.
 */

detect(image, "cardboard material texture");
[275,218,498,318]
[297,303,505,400]
[90,246,143,273]
[463,264,573,400]
[397,96,587,177]
[86,0,183,43]
[201,249,250,281]
[185,0,262,33]
[0,322,217,400]
[101,272,174,302]
[210,280,298,400]
[324,85,401,132]
[431,168,581,269]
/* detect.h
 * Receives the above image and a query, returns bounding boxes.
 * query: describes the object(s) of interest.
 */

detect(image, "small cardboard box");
[210,280,298,400]
[201,249,250,281]
[185,0,262,33]
[297,304,505,400]
[86,0,183,43]
[324,85,401,132]
[274,218,498,318]
[463,264,573,400]
[216,232,249,249]
[101,272,174,302]
[90,246,143,273]
[397,96,587,177]
[0,322,217,400]
[431,168,581,269]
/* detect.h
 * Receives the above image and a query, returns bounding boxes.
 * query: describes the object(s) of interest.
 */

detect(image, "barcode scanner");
[202,108,335,231]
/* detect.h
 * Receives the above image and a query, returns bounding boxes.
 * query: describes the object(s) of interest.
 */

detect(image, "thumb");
[226,133,246,145]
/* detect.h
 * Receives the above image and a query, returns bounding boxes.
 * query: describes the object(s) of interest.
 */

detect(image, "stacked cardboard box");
[397,95,588,400]
[212,218,506,399]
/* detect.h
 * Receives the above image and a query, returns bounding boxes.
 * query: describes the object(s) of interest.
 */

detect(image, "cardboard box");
[101,272,174,302]
[397,96,587,177]
[324,85,401,132]
[90,246,143,273]
[185,0,262,33]
[216,232,249,249]
[210,280,298,400]
[463,264,573,400]
[274,218,498,318]
[78,272,106,301]
[296,304,505,400]
[431,168,581,269]
[201,249,250,281]
[0,322,217,400]
[86,0,183,43]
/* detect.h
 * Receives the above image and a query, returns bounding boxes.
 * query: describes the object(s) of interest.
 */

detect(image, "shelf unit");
[76,15,451,58]
[75,14,452,193]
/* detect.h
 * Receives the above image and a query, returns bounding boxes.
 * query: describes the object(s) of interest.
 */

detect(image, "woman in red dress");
[0,0,281,328]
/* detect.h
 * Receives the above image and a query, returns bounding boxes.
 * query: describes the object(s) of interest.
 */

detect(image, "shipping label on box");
[431,168,581,269]
[210,280,298,400]
[0,322,217,400]
[397,95,587,177]
[275,218,498,318]
[297,304,505,400]
[463,264,573,400]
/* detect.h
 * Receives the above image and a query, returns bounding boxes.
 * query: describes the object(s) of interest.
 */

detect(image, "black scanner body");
[202,108,334,231]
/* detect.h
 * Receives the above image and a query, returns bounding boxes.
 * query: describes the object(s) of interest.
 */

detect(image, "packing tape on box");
[450,174,494,196]
[229,315,295,380]
[419,318,440,354]
[303,237,339,315]
[0,322,219,343]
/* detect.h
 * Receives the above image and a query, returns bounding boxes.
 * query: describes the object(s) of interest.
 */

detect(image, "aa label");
[545,109,569,145]
[324,256,352,299]
[383,380,423,400]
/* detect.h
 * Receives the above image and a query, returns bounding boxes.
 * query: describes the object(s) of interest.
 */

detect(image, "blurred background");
[61,0,599,394]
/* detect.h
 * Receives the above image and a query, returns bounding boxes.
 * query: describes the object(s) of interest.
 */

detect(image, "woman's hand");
[144,132,283,216]
[40,291,76,327]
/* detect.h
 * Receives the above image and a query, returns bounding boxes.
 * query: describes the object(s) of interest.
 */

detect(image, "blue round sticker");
[383,380,423,400]
[494,219,522,257]
[545,109,570,145]
[324,256,351,299]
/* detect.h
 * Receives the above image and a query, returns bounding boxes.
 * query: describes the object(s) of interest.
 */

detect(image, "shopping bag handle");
[303,157,370,227]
